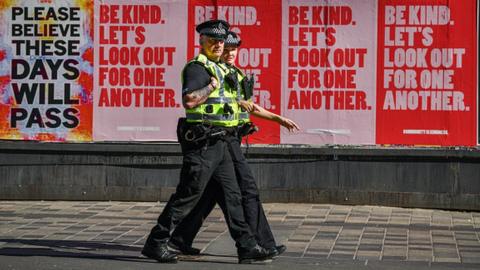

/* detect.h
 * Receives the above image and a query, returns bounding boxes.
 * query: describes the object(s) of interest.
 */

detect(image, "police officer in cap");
[142,20,271,264]
[169,31,299,257]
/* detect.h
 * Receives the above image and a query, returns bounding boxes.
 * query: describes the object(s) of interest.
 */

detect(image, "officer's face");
[222,46,238,65]
[201,36,224,61]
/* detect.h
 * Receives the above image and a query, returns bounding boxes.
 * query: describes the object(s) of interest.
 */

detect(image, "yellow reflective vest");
[183,54,240,127]
[226,64,251,125]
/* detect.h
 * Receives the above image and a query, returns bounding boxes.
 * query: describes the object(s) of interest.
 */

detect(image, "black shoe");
[142,244,178,263]
[238,244,272,264]
[168,240,201,255]
[267,245,287,258]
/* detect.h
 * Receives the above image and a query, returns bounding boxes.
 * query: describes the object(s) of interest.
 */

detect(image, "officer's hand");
[280,117,300,132]
[209,77,218,90]
[238,100,255,112]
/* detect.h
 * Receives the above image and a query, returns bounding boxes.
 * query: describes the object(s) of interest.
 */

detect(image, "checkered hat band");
[225,35,239,46]
[201,27,226,36]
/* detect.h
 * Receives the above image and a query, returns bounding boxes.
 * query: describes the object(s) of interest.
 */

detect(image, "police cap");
[196,19,230,40]
[225,31,242,47]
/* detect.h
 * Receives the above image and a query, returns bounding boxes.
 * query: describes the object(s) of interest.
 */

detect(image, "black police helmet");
[196,19,230,40]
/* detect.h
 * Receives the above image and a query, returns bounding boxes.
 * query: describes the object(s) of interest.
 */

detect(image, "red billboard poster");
[93,0,186,141]
[281,0,377,145]
[376,0,478,146]
[188,0,282,144]
[0,0,94,141]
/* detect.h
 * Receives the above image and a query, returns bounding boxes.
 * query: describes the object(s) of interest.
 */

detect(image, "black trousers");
[144,124,256,250]
[170,135,276,249]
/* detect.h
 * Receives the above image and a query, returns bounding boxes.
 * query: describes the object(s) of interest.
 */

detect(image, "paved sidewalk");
[1,201,480,270]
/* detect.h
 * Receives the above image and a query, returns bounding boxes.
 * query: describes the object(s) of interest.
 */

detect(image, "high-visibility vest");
[183,54,240,127]
[227,64,251,125]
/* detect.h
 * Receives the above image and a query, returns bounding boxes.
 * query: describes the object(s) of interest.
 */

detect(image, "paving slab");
[1,201,480,269]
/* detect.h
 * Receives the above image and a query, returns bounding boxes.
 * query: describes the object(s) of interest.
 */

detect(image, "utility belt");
[183,122,258,142]
[184,124,237,143]
[177,118,259,153]
[177,118,236,145]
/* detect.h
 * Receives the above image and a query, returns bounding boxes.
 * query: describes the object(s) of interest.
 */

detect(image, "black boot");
[266,245,287,258]
[238,244,271,264]
[142,243,178,263]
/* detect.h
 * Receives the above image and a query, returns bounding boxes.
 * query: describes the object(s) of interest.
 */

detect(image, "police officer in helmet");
[169,30,299,258]
[141,20,271,264]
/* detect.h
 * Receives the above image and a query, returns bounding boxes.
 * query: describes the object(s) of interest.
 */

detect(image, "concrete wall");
[1,141,480,210]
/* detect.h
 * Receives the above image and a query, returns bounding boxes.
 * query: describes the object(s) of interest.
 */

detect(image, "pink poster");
[93,0,187,141]
[376,0,478,146]
[281,0,377,145]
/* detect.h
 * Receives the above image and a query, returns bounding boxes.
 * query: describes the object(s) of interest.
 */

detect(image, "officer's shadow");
[0,238,149,263]
[0,238,240,265]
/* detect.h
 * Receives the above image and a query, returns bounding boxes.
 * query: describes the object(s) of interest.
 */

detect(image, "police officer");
[142,20,270,264]
[169,31,299,257]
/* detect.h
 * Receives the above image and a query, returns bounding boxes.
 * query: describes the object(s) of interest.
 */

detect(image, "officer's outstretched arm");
[251,104,300,132]
[183,77,218,109]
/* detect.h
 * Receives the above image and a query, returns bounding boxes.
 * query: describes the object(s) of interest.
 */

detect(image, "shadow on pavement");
[0,238,150,263]
[0,238,240,265]
[0,247,152,263]
[0,238,140,251]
